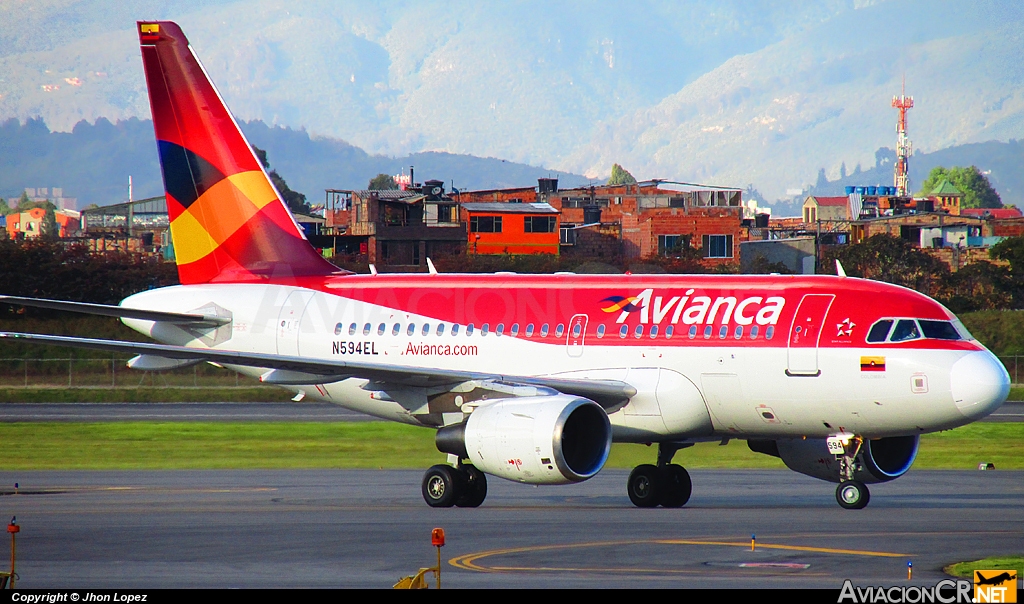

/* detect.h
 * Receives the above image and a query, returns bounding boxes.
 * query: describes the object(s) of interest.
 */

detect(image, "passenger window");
[890,320,921,342]
[436,324,445,336]
[555,324,564,338]
[467,324,475,336]
[421,324,430,336]
[919,320,962,341]
[392,323,401,336]
[619,325,628,338]
[649,325,658,338]
[867,320,893,343]
[511,323,520,336]
[451,324,460,336]
[526,324,535,337]
[496,324,504,336]
[481,323,489,336]
[734,325,743,339]
[572,323,582,337]
[634,325,643,339]
[665,325,673,339]
[363,323,372,336]
[703,325,712,339]
[765,326,774,340]
[407,323,415,336]
[688,325,697,339]
[334,322,343,336]
[750,325,759,339]
[540,324,549,337]
[349,323,357,336]
[718,325,728,339]
[596,324,606,338]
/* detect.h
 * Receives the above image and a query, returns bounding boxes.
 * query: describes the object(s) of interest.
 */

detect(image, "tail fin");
[138,21,340,284]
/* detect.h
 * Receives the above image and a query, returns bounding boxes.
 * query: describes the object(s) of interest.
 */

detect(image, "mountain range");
[1,0,1022,202]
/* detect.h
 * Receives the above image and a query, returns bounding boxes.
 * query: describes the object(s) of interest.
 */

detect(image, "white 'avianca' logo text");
[601,289,786,325]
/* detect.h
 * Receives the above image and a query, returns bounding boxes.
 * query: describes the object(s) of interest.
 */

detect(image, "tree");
[368,173,398,190]
[821,234,950,296]
[40,207,59,240]
[839,162,847,180]
[252,145,311,215]
[607,164,636,186]
[919,166,1002,209]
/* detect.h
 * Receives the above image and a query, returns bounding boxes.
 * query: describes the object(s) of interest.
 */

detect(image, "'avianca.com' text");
[404,343,478,356]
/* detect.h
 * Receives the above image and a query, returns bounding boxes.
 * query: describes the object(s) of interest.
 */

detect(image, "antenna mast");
[891,77,914,196]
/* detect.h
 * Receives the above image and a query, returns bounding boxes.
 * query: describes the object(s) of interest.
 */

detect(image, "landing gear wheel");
[455,466,488,508]
[627,464,662,508]
[836,480,870,510]
[422,464,463,508]
[659,464,692,508]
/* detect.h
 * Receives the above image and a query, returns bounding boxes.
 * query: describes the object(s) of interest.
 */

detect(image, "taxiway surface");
[0,469,1020,589]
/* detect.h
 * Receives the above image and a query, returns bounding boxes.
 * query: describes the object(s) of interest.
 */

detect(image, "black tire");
[455,466,488,508]
[836,480,870,510]
[659,464,692,508]
[627,464,662,508]
[422,464,462,508]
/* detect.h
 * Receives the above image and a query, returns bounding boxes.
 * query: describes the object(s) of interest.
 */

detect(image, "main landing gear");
[832,435,870,510]
[627,442,693,508]
[422,463,488,508]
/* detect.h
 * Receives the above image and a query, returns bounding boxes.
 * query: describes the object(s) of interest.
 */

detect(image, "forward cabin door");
[786,294,835,376]
[567,314,588,357]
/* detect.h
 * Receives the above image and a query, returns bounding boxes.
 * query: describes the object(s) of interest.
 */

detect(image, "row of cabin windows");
[469,216,557,234]
[333,321,774,341]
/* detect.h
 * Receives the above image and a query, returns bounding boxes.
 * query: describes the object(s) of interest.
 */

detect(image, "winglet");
[836,260,847,277]
[426,258,438,275]
[369,264,378,276]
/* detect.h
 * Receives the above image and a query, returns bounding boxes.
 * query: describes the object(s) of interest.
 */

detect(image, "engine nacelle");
[749,435,919,484]
[436,395,611,485]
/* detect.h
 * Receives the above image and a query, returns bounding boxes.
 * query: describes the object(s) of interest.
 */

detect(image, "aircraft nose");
[950,351,1010,420]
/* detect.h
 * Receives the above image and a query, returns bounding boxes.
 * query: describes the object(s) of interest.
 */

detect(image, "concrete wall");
[740,237,816,274]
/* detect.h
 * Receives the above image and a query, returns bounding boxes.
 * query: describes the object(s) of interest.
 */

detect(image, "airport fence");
[0,356,250,388]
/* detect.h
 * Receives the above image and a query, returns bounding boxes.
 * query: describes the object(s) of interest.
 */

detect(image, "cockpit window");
[952,319,974,341]
[866,320,893,343]
[919,320,962,341]
[889,319,921,342]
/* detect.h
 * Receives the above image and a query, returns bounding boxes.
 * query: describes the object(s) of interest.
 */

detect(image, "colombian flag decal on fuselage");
[861,356,886,372]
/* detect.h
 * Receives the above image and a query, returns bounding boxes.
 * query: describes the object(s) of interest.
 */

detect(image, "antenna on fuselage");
[836,260,847,278]
[369,264,378,276]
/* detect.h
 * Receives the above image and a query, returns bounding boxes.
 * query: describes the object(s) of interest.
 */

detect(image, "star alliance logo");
[837,317,855,338]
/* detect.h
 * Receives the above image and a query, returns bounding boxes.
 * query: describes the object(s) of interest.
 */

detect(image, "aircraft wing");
[0,332,636,408]
[0,296,229,327]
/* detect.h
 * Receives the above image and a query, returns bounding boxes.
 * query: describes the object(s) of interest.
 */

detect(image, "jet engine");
[435,395,612,485]
[749,435,919,483]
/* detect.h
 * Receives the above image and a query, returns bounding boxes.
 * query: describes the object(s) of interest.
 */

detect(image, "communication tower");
[891,81,914,197]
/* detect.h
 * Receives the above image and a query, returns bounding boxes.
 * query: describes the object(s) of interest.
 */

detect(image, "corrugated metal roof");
[461,202,559,214]
[932,179,963,196]
[808,196,849,207]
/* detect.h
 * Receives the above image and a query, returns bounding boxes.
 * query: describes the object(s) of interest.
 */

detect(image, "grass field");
[0,421,1019,471]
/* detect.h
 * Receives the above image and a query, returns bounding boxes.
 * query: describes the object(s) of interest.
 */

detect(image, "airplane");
[0,21,1010,511]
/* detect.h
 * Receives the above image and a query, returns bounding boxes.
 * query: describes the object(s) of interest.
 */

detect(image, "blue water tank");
[845,186,855,195]
[868,186,878,195]
[855,186,866,194]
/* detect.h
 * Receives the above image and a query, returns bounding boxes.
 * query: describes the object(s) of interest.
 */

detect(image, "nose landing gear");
[831,434,870,510]
[626,442,693,508]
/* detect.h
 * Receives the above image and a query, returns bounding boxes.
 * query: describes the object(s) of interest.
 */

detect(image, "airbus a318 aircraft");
[0,21,1010,510]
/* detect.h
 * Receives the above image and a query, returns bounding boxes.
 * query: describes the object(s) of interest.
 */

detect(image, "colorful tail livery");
[138,21,338,284]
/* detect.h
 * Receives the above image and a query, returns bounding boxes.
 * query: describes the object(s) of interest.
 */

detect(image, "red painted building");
[461,202,560,255]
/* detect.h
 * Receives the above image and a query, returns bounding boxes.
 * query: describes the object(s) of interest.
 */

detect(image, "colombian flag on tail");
[138,21,339,285]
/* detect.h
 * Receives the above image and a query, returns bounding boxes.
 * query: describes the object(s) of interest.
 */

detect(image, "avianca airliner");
[0,21,1010,510]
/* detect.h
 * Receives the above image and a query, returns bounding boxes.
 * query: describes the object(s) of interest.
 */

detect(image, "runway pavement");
[0,469,1020,589]
[0,401,1019,422]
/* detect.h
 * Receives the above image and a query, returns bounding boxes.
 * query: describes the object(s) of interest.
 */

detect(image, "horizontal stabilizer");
[0,332,635,408]
[0,296,229,326]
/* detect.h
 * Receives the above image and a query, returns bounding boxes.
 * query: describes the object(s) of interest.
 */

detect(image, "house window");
[560,226,577,245]
[437,205,457,223]
[525,216,556,233]
[702,234,733,258]
[470,216,502,233]
[658,235,689,256]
